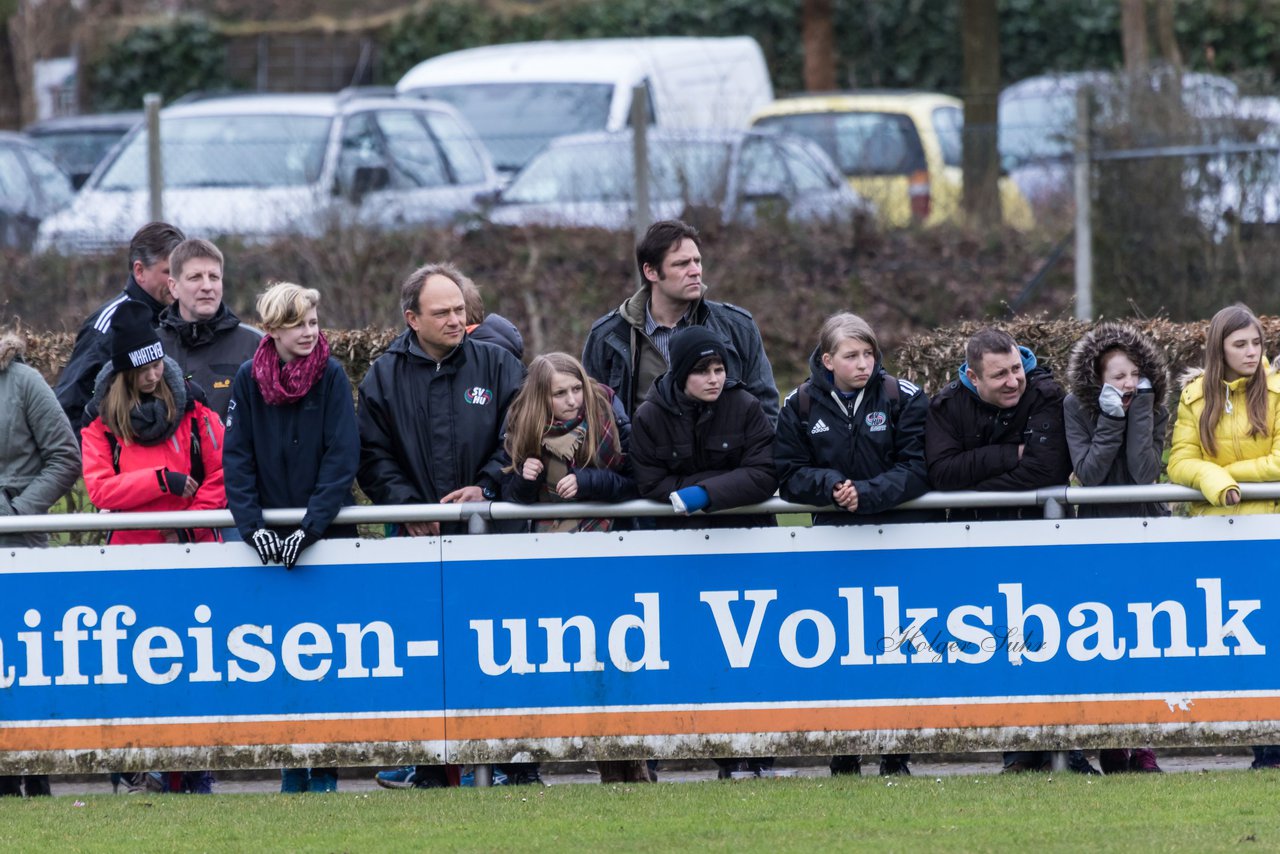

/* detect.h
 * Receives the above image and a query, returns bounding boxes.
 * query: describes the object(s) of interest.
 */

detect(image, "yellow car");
[750,92,1034,230]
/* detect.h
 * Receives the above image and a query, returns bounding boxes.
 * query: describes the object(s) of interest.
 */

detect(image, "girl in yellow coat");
[1169,303,1280,768]
[1169,304,1280,515]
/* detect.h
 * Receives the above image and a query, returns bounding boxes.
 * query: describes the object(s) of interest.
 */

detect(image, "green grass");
[4,773,1280,852]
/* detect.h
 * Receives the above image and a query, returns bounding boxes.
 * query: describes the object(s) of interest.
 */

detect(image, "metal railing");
[2,482,1277,536]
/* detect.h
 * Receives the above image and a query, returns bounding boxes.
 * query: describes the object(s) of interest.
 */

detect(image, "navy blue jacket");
[775,347,933,525]
[222,357,359,541]
[358,330,525,506]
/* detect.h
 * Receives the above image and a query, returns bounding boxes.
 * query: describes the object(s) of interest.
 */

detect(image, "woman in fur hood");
[1064,322,1170,775]
[1064,321,1171,519]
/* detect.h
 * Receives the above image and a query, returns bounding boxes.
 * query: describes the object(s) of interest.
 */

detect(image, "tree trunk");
[960,0,1000,228]
[1121,0,1149,73]
[801,0,836,92]
[1153,0,1182,67]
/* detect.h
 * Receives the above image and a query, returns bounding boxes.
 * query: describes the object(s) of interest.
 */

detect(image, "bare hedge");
[12,314,1237,403]
[4,221,1073,392]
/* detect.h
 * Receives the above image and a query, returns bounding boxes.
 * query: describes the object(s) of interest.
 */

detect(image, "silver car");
[37,91,500,254]
[486,128,872,230]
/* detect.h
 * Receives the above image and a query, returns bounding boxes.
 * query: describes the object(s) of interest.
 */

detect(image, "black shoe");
[507,769,546,786]
[1067,750,1102,776]
[830,754,862,776]
[879,756,911,776]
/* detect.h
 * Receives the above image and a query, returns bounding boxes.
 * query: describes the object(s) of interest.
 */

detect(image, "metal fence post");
[144,93,163,223]
[1073,86,1092,320]
[467,510,491,535]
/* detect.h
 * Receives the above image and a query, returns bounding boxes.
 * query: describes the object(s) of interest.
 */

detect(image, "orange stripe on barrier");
[0,717,446,752]
[5,697,1280,751]
[446,696,1280,740]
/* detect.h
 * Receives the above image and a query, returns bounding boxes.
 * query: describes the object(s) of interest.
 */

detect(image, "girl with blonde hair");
[222,281,360,793]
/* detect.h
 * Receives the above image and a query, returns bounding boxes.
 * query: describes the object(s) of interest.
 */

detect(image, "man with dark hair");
[55,221,185,426]
[359,262,525,790]
[925,327,1092,776]
[582,219,778,423]
[157,238,262,418]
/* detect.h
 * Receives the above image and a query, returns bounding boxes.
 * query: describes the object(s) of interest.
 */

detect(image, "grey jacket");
[581,286,779,424]
[1063,321,1171,518]
[0,335,81,547]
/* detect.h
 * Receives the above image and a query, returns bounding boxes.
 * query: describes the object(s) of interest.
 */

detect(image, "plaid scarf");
[533,403,625,534]
[252,332,331,407]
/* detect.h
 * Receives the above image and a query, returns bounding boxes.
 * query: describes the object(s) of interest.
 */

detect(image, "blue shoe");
[281,768,309,794]
[375,766,418,789]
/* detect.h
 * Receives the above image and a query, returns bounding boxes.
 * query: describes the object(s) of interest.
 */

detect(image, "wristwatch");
[480,484,497,500]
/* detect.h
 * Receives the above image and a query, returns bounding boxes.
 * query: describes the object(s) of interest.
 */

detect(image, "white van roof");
[396,37,763,90]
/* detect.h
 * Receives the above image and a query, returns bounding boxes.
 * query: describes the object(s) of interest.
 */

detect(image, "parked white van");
[395,37,774,175]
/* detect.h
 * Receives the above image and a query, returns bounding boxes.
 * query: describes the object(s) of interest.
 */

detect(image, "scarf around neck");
[252,331,331,406]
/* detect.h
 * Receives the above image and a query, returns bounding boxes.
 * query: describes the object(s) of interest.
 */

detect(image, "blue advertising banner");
[1,515,1277,770]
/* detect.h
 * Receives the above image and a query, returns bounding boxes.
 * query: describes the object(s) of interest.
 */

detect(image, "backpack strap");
[882,372,900,416]
[796,380,812,424]
[104,431,122,474]
[189,415,205,486]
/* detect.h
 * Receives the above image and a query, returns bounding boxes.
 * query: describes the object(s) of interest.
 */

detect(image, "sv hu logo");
[464,387,493,405]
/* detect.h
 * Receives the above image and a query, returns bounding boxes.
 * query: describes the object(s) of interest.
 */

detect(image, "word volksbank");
[3,516,1280,769]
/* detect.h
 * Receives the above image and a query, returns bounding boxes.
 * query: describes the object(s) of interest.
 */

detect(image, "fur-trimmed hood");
[0,332,23,373]
[0,333,24,371]
[1066,322,1170,417]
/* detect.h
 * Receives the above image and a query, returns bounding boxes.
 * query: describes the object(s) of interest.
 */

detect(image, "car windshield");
[752,112,926,176]
[96,114,331,190]
[30,130,130,176]
[408,83,614,172]
[502,139,732,205]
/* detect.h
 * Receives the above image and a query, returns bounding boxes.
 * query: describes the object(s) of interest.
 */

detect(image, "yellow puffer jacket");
[1167,370,1280,514]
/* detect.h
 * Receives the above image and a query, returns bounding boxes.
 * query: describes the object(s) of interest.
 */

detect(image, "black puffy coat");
[925,348,1072,520]
[630,373,777,529]
[775,348,932,525]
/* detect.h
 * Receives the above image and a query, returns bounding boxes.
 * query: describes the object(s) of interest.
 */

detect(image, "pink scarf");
[252,331,331,406]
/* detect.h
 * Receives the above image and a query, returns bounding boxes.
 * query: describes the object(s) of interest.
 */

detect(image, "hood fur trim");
[0,334,23,371]
[1066,322,1170,416]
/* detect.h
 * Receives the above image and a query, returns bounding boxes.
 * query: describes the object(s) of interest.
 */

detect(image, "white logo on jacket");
[810,419,829,435]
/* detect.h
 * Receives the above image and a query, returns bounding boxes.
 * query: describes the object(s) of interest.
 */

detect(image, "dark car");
[0,132,75,251]
[24,111,143,190]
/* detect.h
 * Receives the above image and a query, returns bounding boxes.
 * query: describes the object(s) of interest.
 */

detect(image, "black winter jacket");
[504,386,638,505]
[55,276,165,428]
[925,348,1072,520]
[157,303,263,419]
[223,358,359,541]
[631,373,777,529]
[775,349,932,525]
[357,330,525,507]
[582,287,779,423]
[468,313,524,360]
